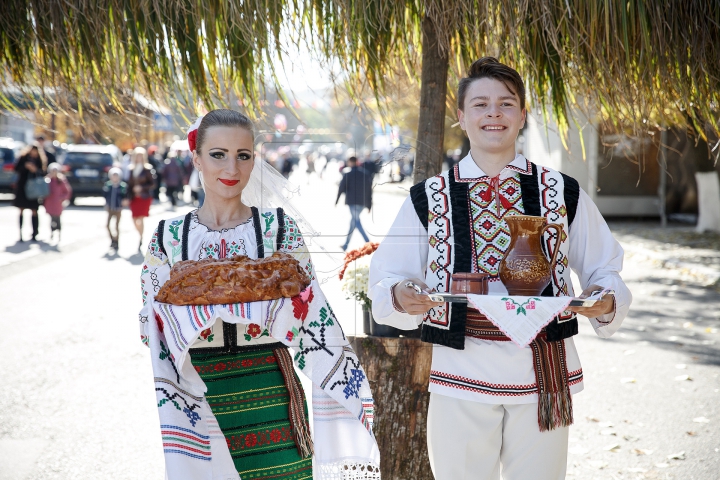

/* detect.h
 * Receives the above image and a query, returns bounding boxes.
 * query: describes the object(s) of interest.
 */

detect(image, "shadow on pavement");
[3,239,59,254]
[619,273,720,367]
[124,251,145,265]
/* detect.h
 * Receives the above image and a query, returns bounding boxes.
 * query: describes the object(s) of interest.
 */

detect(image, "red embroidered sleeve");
[390,281,406,313]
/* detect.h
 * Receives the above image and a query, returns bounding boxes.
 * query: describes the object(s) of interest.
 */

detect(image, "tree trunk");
[349,336,433,480]
[413,15,450,184]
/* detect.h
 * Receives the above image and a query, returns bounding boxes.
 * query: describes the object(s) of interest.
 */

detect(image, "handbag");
[25,175,50,200]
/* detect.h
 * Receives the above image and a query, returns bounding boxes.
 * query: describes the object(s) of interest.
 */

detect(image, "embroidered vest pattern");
[536,167,574,321]
[424,173,454,328]
[412,160,579,349]
[468,175,524,276]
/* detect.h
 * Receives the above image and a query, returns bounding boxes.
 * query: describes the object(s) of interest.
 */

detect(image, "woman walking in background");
[44,163,72,243]
[127,146,155,250]
[13,143,47,242]
[161,154,183,208]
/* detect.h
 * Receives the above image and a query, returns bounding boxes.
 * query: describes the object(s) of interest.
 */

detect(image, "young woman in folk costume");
[369,58,632,479]
[139,109,380,480]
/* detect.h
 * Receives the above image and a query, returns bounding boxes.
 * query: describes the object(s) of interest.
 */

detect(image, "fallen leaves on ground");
[631,448,654,455]
[587,460,608,469]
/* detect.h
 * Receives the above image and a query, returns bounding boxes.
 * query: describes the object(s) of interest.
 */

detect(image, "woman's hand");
[567,284,615,318]
[133,185,142,194]
[392,279,444,315]
[25,162,38,173]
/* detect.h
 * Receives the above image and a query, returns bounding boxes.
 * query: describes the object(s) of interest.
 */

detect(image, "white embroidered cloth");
[148,280,381,480]
[466,294,573,347]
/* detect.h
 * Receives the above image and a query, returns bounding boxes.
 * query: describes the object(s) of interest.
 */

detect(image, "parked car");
[61,144,122,203]
[0,137,25,194]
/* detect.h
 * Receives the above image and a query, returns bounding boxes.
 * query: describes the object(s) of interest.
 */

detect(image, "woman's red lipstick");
[219,179,239,186]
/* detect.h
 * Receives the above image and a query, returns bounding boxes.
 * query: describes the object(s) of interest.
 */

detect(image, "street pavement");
[0,167,718,479]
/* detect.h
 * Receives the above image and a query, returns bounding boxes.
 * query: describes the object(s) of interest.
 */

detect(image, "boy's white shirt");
[368,153,632,404]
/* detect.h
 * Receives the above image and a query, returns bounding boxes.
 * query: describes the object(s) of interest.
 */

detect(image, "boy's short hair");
[457,57,526,111]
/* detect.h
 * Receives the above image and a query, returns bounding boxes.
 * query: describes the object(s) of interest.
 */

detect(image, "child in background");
[44,163,72,243]
[103,167,128,250]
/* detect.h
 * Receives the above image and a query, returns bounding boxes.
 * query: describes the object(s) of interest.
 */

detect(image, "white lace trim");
[315,461,382,480]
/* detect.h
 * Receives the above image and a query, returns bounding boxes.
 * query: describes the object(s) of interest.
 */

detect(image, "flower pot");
[363,306,401,337]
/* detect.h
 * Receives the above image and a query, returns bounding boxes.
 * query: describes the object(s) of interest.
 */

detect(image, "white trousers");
[427,393,569,480]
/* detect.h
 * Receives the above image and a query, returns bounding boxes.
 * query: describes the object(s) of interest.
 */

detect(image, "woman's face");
[48,169,58,178]
[133,153,145,166]
[193,126,254,202]
[29,147,39,159]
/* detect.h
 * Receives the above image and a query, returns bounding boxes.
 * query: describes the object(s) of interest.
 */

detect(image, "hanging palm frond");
[1,1,718,138]
[305,0,719,137]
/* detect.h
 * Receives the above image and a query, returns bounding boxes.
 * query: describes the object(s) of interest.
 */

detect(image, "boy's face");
[458,77,526,157]
[110,173,120,184]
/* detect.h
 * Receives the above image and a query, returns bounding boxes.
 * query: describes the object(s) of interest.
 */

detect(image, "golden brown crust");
[155,252,311,305]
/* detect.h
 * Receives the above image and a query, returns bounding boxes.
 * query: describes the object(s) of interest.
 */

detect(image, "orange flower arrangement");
[338,242,379,280]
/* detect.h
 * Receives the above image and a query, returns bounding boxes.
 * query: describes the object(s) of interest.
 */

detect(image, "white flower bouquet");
[340,259,371,309]
[338,242,379,310]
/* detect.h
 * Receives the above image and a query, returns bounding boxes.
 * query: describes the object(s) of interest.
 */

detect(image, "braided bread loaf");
[155,252,311,305]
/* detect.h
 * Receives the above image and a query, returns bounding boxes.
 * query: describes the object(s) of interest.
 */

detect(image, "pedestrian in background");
[336,156,373,251]
[44,163,72,243]
[162,155,183,208]
[104,167,128,250]
[13,143,47,242]
[147,145,163,200]
[127,147,155,250]
[121,148,133,181]
[35,135,56,166]
[188,165,204,207]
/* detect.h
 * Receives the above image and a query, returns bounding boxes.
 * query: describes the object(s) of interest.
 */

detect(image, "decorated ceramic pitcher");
[498,215,563,296]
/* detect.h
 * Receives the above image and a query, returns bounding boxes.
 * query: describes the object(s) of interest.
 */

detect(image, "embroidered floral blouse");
[139,209,313,349]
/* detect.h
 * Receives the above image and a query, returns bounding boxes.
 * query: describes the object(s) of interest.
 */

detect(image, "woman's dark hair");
[457,57,526,111]
[21,142,48,170]
[196,109,254,154]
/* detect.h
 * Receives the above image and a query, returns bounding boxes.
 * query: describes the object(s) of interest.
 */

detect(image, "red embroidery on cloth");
[247,323,262,338]
[292,287,314,321]
[429,368,584,396]
[155,313,164,333]
[226,427,294,451]
[194,353,277,374]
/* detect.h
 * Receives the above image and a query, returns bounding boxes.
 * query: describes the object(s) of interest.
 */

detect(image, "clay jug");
[498,215,563,296]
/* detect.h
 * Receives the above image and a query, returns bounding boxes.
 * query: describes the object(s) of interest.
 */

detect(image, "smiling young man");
[369,57,632,479]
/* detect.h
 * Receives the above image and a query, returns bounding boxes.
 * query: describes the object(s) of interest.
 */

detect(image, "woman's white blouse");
[139,210,312,349]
